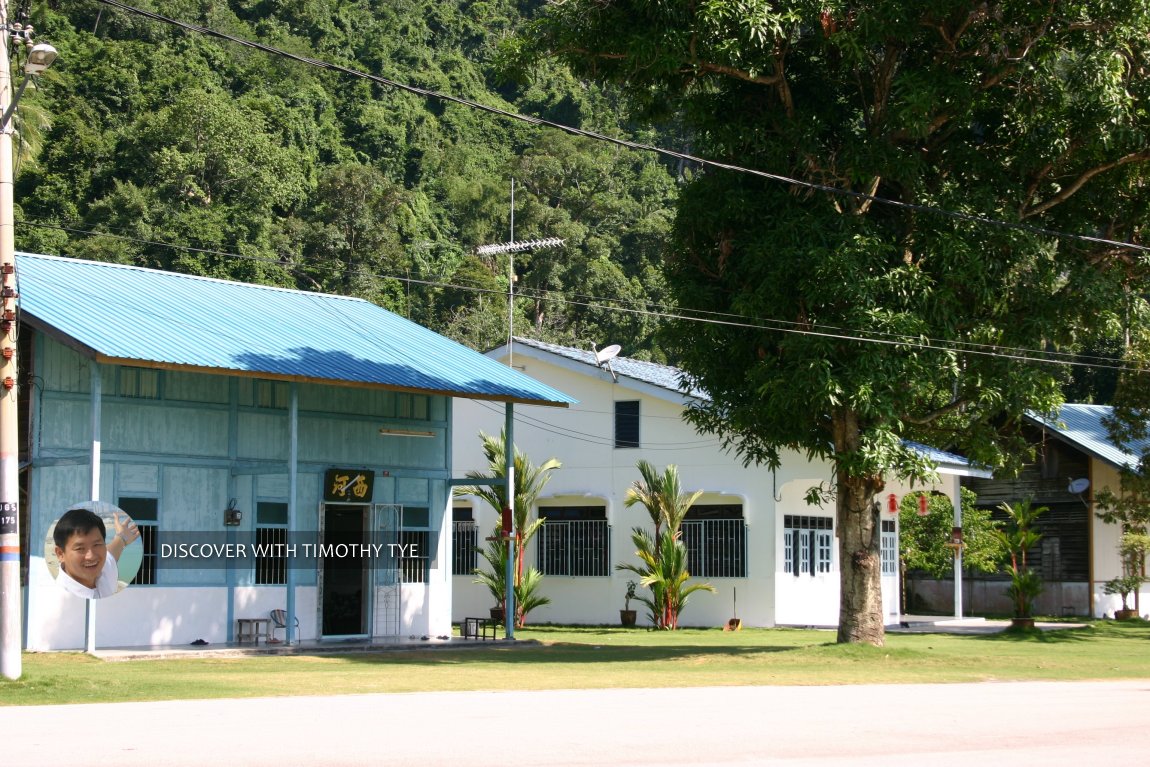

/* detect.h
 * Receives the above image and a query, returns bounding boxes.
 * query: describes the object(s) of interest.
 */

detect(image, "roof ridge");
[17,251,368,303]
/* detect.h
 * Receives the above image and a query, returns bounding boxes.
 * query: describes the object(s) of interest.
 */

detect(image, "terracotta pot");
[1115,608,1138,621]
[1010,618,1036,630]
[619,609,637,627]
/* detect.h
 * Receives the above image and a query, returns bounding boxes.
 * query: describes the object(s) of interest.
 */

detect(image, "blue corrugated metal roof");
[1028,404,1148,471]
[16,253,575,407]
[511,337,708,398]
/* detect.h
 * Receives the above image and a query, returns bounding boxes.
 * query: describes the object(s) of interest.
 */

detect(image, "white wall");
[452,346,960,629]
[1090,461,1149,618]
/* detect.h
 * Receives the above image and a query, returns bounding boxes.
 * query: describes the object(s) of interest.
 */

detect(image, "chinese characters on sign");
[323,469,375,502]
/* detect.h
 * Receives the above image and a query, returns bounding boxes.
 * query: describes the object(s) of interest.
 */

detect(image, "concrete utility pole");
[0,0,21,681]
[0,3,56,679]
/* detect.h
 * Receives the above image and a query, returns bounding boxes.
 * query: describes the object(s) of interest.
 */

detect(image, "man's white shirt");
[57,551,120,599]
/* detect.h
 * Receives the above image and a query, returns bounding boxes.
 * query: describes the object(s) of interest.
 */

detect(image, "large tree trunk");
[833,409,886,646]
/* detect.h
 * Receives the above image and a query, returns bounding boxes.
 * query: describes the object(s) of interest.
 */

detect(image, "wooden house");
[15,253,573,650]
[952,404,1149,618]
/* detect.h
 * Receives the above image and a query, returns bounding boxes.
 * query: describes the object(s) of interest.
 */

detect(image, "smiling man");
[52,507,140,599]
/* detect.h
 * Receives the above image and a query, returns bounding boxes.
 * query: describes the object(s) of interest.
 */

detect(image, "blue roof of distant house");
[1028,403,1148,471]
[506,337,988,476]
[16,253,575,407]
[510,337,708,399]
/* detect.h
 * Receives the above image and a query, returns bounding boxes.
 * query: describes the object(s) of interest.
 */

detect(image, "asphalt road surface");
[3,680,1148,766]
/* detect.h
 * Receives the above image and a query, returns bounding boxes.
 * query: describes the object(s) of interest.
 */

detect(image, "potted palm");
[473,527,507,624]
[472,524,552,627]
[620,580,638,627]
[458,431,559,628]
[616,462,715,629]
[992,499,1048,629]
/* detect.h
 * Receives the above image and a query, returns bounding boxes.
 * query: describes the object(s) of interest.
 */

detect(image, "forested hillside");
[15,0,680,358]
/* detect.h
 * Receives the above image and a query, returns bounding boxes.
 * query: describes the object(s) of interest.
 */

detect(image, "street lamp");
[0,42,57,129]
[0,20,58,680]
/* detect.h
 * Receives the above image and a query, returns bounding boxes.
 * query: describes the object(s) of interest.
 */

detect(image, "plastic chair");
[269,608,299,643]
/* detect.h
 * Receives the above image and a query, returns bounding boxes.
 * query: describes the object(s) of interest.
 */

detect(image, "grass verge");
[3,620,1149,707]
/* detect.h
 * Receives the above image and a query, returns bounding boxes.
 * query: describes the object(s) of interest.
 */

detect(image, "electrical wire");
[469,397,725,450]
[92,0,1150,258]
[19,4,1144,373]
[18,217,1139,372]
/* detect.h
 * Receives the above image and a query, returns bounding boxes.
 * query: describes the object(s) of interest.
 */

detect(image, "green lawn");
[3,621,1149,707]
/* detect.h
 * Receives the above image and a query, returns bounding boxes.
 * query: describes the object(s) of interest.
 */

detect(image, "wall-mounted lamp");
[223,498,243,526]
[378,427,436,438]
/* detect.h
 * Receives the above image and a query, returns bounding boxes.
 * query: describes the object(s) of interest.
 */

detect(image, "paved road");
[3,681,1149,766]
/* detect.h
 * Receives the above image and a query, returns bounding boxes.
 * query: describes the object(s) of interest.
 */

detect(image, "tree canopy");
[520,1,1150,643]
[16,0,682,359]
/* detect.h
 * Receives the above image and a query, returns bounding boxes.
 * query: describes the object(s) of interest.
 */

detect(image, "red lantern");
[887,493,898,515]
[918,494,929,516]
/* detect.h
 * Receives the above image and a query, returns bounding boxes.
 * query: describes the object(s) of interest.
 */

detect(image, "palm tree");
[457,430,560,626]
[992,499,1048,622]
[473,524,552,627]
[617,462,713,629]
[617,526,715,629]
[624,460,703,539]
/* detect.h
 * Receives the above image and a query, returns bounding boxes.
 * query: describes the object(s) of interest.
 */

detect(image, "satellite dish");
[594,344,621,366]
[1068,478,1090,495]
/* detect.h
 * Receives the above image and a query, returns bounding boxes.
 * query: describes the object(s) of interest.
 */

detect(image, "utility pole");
[0,0,21,681]
[0,4,55,680]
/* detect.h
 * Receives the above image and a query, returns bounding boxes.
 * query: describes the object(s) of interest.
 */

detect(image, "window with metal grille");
[681,505,747,578]
[881,520,898,575]
[256,501,288,585]
[117,497,158,585]
[400,507,430,583]
[452,506,478,575]
[614,401,640,448]
[536,507,610,576]
[784,515,833,577]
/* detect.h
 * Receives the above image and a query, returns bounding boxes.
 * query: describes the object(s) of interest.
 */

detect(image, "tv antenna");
[474,178,564,368]
[591,342,621,382]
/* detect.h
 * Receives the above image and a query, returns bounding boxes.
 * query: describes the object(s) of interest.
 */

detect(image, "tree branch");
[557,46,783,85]
[1021,150,1150,218]
[901,398,968,426]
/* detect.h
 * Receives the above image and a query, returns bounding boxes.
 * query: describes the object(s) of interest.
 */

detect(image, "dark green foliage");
[521,0,1150,642]
[15,0,680,357]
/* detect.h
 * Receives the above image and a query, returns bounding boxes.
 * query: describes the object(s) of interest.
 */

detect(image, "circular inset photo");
[44,501,143,599]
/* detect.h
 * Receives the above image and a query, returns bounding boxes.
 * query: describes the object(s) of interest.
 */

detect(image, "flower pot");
[1010,618,1036,630]
[619,609,637,627]
[1115,608,1138,621]
[489,606,506,625]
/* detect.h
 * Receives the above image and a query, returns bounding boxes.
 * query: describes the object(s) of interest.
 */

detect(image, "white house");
[452,338,986,629]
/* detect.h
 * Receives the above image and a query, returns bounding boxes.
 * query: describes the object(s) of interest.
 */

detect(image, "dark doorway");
[321,504,368,637]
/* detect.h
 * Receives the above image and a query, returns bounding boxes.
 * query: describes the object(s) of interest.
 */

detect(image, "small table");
[236,618,270,645]
[461,617,498,640]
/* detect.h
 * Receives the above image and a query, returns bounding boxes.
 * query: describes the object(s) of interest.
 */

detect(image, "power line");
[19,217,1139,372]
[92,0,1150,257]
[469,397,725,450]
